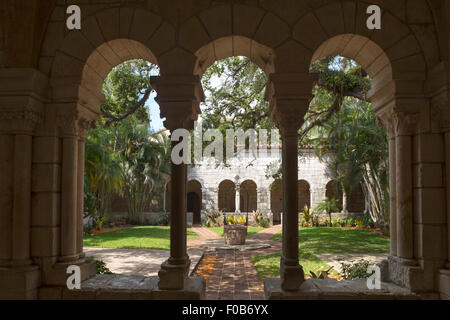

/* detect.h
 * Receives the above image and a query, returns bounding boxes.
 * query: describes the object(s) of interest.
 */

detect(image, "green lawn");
[83,226,199,251]
[209,226,263,238]
[253,227,390,280]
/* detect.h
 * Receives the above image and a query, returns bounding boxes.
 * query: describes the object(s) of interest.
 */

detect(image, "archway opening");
[187,180,203,225]
[218,180,236,212]
[240,180,257,213]
[298,180,311,211]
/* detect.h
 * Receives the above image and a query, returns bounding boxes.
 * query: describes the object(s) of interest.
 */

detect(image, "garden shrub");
[340,260,373,280]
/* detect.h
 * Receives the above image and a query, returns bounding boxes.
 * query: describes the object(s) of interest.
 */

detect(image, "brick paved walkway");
[191,224,283,300]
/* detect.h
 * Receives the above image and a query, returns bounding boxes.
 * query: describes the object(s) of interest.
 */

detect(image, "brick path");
[190,225,283,300]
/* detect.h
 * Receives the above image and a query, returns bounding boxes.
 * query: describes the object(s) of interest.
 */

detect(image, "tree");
[110,118,170,223]
[315,197,340,227]
[101,59,158,126]
[308,98,389,226]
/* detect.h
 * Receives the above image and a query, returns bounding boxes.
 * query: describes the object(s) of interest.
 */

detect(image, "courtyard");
[81,223,390,300]
[0,0,449,301]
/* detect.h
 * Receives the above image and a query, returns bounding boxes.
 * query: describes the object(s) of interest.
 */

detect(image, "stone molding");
[0,68,48,134]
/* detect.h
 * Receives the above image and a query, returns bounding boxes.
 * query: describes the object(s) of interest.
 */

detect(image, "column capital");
[0,104,43,134]
[0,68,48,135]
[265,73,316,136]
[392,110,420,136]
[56,108,97,138]
[430,89,450,132]
[151,75,204,131]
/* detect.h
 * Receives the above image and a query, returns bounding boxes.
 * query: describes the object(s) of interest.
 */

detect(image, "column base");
[386,255,431,292]
[0,265,40,299]
[43,257,96,286]
[158,258,191,290]
[264,278,422,300]
[280,257,305,291]
[438,269,450,299]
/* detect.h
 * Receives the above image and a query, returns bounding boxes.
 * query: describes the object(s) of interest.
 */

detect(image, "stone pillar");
[0,68,45,299]
[377,113,398,257]
[59,127,79,262]
[235,183,241,213]
[266,73,315,292]
[393,111,417,262]
[446,131,450,269]
[151,75,204,291]
[389,134,397,256]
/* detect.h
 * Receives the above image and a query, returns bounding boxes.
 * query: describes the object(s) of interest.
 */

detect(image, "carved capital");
[151,75,204,132]
[376,110,395,138]
[265,73,315,137]
[0,104,43,134]
[57,110,96,138]
[271,101,309,136]
[392,111,420,136]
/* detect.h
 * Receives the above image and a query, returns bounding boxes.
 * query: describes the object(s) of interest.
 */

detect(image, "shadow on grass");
[83,226,199,250]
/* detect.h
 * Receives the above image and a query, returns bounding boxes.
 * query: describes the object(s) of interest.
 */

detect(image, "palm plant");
[315,197,340,227]
[84,127,123,219]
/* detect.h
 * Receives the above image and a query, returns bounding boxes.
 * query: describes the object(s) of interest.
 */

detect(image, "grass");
[209,226,263,238]
[253,227,390,280]
[83,226,199,251]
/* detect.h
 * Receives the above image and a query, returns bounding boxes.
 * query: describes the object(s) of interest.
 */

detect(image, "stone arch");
[218,179,236,212]
[293,2,429,77]
[325,180,343,212]
[240,179,257,213]
[187,179,202,224]
[193,35,276,76]
[44,7,175,110]
[298,179,311,210]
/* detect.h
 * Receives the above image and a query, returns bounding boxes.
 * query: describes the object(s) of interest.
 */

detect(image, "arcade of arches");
[0,0,449,300]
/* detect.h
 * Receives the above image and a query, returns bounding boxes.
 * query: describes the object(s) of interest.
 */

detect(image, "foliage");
[252,210,270,228]
[158,212,169,226]
[309,266,334,279]
[84,128,124,219]
[315,197,340,227]
[204,210,223,227]
[259,219,270,228]
[225,215,247,225]
[112,118,171,223]
[101,59,158,126]
[299,205,314,227]
[95,216,106,231]
[306,97,389,226]
[96,259,113,275]
[340,260,373,280]
[201,56,273,131]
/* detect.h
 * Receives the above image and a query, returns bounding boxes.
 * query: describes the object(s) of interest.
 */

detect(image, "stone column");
[446,131,450,269]
[266,73,315,291]
[58,114,80,263]
[235,183,241,213]
[393,111,418,262]
[389,134,397,256]
[151,75,203,291]
[378,114,397,257]
[0,68,45,299]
